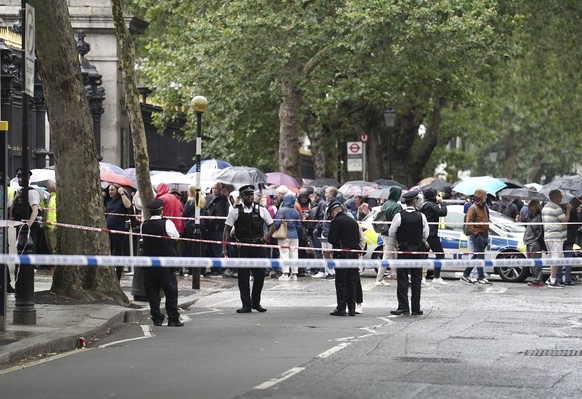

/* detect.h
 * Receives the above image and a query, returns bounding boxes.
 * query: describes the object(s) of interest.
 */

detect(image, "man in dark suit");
[388,191,429,316]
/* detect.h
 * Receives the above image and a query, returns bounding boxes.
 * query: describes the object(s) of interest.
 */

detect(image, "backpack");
[373,208,390,234]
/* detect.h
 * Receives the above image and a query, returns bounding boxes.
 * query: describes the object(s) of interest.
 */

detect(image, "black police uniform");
[327,205,360,316]
[394,209,426,314]
[233,201,269,311]
[141,203,181,326]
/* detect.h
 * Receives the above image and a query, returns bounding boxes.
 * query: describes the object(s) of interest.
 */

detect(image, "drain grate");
[396,357,461,364]
[522,349,582,357]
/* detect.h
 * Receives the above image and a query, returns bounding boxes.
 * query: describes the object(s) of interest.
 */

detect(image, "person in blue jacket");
[274,194,302,280]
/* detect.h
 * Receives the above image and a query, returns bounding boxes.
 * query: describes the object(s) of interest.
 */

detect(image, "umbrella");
[374,179,408,189]
[30,169,56,186]
[214,166,268,189]
[421,180,452,192]
[367,187,393,200]
[100,170,135,188]
[498,178,524,189]
[121,168,138,187]
[99,162,125,175]
[338,180,378,197]
[417,177,437,187]
[498,188,549,201]
[151,171,193,192]
[187,159,232,174]
[452,176,507,195]
[542,175,582,193]
[524,183,543,192]
[266,172,300,188]
[308,178,341,188]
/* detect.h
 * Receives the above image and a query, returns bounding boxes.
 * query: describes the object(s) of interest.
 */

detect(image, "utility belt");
[397,241,425,251]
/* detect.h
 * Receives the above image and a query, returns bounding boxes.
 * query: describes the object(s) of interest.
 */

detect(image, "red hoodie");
[155,183,184,233]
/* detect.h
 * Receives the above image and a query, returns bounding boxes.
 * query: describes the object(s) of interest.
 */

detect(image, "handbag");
[272,209,288,239]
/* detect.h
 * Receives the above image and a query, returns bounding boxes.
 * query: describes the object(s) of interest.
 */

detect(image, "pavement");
[0,269,235,366]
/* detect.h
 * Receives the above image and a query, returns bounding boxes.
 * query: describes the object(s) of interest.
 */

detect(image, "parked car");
[361,204,533,282]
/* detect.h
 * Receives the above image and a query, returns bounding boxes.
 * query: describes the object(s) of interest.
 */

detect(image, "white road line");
[377,316,395,324]
[98,325,154,348]
[254,367,306,390]
[316,342,350,359]
[187,308,222,316]
[0,349,90,375]
[485,287,507,294]
[180,314,192,323]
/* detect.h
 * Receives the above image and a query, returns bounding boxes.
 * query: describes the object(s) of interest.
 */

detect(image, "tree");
[111,0,154,216]
[32,0,127,304]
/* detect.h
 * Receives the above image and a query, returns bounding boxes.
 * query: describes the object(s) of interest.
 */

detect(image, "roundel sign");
[348,142,362,154]
[360,133,368,142]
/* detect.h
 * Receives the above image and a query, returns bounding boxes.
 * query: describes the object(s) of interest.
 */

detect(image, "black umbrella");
[421,180,452,192]
[214,166,268,189]
[498,178,524,189]
[374,179,408,189]
[309,178,341,188]
[367,187,392,200]
[498,188,548,201]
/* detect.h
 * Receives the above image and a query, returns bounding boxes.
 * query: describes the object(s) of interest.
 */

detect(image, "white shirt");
[388,207,429,240]
[150,215,180,239]
[225,202,273,227]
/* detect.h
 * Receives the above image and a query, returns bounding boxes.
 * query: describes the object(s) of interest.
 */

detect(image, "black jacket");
[328,212,360,259]
[420,200,447,237]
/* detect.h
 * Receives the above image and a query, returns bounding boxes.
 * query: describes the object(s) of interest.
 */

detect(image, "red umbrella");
[100,170,135,188]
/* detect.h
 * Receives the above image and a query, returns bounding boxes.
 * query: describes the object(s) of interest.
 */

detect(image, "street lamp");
[384,106,396,179]
[489,152,498,177]
[190,96,208,290]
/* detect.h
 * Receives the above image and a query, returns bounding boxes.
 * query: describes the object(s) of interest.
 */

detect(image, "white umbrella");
[30,169,56,186]
[150,171,192,192]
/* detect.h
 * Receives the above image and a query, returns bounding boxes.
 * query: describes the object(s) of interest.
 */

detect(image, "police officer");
[388,191,429,316]
[327,201,361,316]
[222,184,274,313]
[141,199,183,327]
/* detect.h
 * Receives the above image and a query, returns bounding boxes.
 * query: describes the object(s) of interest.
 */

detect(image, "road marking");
[316,342,350,359]
[377,316,395,324]
[187,308,222,316]
[0,349,90,375]
[98,325,154,348]
[485,287,507,294]
[254,367,306,390]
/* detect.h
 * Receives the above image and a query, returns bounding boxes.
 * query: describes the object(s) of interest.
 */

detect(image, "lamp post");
[383,106,396,179]
[191,96,208,290]
[489,152,498,177]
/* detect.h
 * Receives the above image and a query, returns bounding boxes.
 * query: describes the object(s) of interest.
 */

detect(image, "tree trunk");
[111,0,153,216]
[32,0,127,304]
[308,127,327,179]
[279,82,301,181]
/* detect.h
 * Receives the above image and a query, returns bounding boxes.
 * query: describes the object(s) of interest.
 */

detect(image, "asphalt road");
[2,271,582,399]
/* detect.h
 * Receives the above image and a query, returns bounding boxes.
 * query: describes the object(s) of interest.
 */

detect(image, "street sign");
[24,4,35,97]
[347,141,363,172]
[360,133,368,142]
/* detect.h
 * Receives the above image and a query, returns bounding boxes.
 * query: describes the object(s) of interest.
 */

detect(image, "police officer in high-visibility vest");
[222,184,274,313]
[141,199,183,327]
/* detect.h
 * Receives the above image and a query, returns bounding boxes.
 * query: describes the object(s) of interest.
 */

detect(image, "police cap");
[146,199,164,211]
[16,168,32,177]
[402,191,419,201]
[239,184,255,195]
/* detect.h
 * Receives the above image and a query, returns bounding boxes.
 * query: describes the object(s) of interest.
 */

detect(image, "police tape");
[2,254,582,269]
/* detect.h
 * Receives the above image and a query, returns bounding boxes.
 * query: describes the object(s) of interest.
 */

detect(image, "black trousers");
[335,268,359,310]
[427,235,444,278]
[237,245,267,308]
[143,268,180,323]
[396,252,424,313]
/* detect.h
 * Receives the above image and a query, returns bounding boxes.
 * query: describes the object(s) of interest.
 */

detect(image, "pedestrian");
[374,186,402,285]
[354,195,370,221]
[327,201,361,316]
[560,194,582,285]
[523,200,544,286]
[205,182,230,277]
[460,189,492,285]
[222,184,275,313]
[181,184,206,258]
[388,191,429,316]
[319,186,339,280]
[141,199,184,327]
[542,189,572,288]
[104,183,132,280]
[307,188,325,276]
[420,188,448,285]
[274,193,302,281]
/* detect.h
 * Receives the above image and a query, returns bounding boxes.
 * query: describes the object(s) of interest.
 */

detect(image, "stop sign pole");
[360,133,368,181]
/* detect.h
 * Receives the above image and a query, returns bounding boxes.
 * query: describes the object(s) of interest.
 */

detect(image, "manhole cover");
[396,357,461,364]
[522,349,582,356]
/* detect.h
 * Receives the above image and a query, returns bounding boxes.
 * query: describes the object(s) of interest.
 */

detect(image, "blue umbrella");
[452,176,507,195]
[187,159,232,174]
